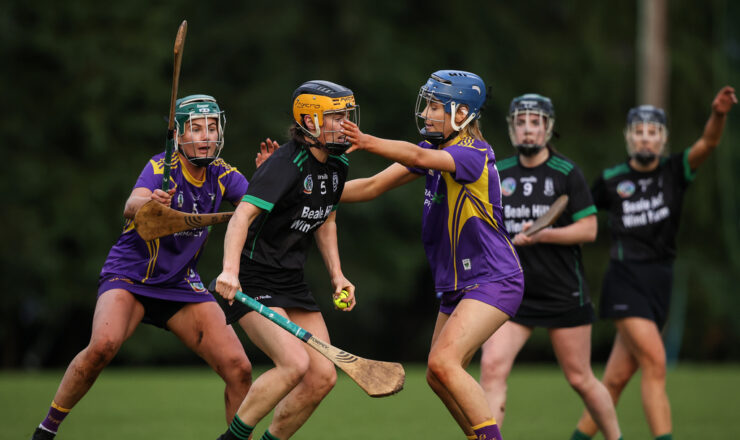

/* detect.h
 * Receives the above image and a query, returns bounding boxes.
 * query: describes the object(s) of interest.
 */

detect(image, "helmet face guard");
[174,95,225,167]
[292,80,359,154]
[507,94,555,156]
[624,105,667,164]
[415,70,486,144]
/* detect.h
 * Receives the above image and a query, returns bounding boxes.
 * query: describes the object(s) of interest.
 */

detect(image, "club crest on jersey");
[303,175,314,194]
[544,177,555,196]
[501,177,516,197]
[637,178,653,192]
[617,180,636,198]
[462,259,472,271]
[332,172,339,192]
[177,192,184,208]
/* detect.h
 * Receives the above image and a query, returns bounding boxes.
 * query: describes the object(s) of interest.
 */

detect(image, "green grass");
[4,364,740,439]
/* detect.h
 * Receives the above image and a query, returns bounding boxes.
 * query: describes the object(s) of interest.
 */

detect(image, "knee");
[603,372,630,395]
[278,352,311,388]
[563,368,593,394]
[425,366,442,394]
[85,336,122,369]
[222,355,253,390]
[427,351,454,388]
[310,361,337,398]
[640,355,667,381]
[480,352,510,388]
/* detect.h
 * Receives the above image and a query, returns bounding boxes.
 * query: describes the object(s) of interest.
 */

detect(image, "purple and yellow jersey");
[99,152,248,302]
[408,136,521,291]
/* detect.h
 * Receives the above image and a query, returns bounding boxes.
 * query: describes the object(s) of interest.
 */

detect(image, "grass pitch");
[5,364,740,439]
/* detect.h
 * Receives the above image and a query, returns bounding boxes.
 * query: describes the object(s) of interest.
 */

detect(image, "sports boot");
[31,427,56,440]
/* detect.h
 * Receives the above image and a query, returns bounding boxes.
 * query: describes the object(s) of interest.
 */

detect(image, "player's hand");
[712,86,737,115]
[512,222,537,246]
[331,276,356,311]
[256,138,280,167]
[341,120,370,154]
[215,271,241,303]
[151,188,176,206]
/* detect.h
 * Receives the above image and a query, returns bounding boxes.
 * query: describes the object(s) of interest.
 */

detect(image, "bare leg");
[479,321,532,426]
[615,317,672,437]
[550,325,621,440]
[576,330,638,436]
[233,308,313,426]
[266,309,336,439]
[426,299,510,436]
[52,290,144,409]
[425,311,473,436]
[168,301,252,423]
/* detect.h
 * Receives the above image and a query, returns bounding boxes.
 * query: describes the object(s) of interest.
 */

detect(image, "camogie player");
[212,80,358,440]
[478,94,621,439]
[30,95,266,440]
[572,86,737,440]
[341,70,522,440]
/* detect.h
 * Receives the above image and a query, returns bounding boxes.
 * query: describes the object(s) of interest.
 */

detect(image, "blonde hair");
[460,119,487,144]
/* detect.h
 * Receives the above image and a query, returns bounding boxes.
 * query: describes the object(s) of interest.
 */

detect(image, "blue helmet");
[626,105,666,126]
[415,70,486,143]
[507,93,555,156]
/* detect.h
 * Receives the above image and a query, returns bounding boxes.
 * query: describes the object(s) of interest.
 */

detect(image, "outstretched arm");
[342,120,456,172]
[341,163,420,203]
[687,86,737,170]
[315,211,355,311]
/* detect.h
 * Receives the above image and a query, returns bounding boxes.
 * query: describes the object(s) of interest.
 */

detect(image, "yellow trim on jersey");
[149,151,180,175]
[217,162,240,196]
[141,238,160,283]
[442,138,520,289]
[179,155,206,187]
[122,219,135,234]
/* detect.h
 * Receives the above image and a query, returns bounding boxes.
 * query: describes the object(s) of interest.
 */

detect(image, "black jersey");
[497,151,597,315]
[239,140,349,271]
[592,149,695,262]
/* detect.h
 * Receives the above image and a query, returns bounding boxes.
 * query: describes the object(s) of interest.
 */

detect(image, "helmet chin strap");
[450,102,476,132]
[181,149,217,168]
[633,151,657,165]
[515,144,544,157]
[420,128,458,146]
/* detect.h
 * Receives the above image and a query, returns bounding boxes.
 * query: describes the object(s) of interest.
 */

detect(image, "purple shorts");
[439,272,524,317]
[97,274,216,303]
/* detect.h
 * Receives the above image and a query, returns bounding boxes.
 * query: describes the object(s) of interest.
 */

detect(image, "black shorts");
[511,303,595,328]
[134,294,190,330]
[219,261,320,325]
[599,259,673,329]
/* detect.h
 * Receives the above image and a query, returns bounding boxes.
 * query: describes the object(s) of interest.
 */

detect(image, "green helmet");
[174,94,226,167]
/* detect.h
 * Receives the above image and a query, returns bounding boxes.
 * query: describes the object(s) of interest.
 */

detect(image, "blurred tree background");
[1,0,738,368]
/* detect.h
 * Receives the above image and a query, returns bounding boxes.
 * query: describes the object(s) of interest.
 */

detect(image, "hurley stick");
[134,201,233,241]
[162,20,188,190]
[212,284,405,397]
[523,194,569,237]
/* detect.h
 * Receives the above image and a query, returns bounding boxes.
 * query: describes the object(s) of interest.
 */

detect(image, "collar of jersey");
[179,154,206,187]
